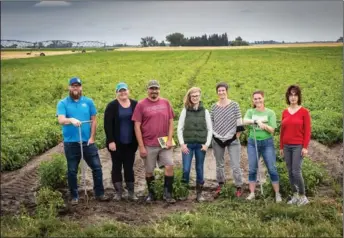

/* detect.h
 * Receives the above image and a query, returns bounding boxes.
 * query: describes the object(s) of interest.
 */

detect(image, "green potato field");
[1,46,342,171]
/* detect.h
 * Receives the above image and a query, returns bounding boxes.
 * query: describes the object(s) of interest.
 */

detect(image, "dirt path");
[307,140,343,183]
[1,140,342,224]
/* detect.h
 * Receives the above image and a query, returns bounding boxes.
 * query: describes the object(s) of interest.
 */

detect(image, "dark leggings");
[110,144,136,183]
[283,144,305,195]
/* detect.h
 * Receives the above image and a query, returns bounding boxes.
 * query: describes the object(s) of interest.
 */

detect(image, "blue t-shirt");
[56,96,97,142]
[119,103,133,144]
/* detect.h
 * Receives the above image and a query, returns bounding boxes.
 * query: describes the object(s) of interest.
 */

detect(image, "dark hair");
[286,85,302,105]
[252,90,264,108]
[216,82,229,92]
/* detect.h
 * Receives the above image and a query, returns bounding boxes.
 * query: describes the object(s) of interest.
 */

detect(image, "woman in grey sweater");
[210,82,245,198]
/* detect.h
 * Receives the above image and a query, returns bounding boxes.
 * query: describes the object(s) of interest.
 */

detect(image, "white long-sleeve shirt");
[177,108,213,147]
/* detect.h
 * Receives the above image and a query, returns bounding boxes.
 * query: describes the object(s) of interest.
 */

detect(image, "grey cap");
[147,79,160,89]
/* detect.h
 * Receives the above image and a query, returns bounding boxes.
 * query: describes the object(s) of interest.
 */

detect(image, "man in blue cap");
[56,77,109,205]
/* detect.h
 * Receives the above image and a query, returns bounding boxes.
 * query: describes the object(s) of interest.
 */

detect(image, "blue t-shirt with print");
[56,96,97,142]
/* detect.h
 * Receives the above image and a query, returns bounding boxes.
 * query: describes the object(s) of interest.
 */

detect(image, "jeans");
[64,142,105,199]
[182,143,206,185]
[247,137,279,183]
[212,138,243,187]
[283,144,305,195]
[109,144,136,184]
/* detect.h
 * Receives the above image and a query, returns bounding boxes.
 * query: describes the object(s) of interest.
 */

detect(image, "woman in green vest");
[177,87,213,202]
[243,90,282,202]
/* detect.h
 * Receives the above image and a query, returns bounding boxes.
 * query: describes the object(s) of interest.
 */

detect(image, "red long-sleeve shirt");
[280,107,311,150]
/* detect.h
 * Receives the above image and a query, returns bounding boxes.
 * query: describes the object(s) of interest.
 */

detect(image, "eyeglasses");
[191,95,200,98]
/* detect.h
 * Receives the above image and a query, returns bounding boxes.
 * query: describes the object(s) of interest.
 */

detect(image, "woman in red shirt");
[280,85,311,206]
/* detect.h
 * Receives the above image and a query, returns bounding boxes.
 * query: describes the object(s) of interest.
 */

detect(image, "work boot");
[145,176,156,203]
[163,187,176,204]
[196,183,205,202]
[126,182,139,201]
[113,182,123,201]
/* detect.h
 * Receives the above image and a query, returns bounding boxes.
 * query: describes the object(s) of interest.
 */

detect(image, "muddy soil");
[1,140,342,224]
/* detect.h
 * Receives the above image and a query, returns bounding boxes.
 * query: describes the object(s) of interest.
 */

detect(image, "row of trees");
[140,33,249,47]
[140,33,344,47]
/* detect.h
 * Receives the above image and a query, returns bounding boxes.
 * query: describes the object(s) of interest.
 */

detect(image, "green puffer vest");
[183,102,207,144]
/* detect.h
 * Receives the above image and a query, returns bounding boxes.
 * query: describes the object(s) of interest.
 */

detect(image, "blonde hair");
[183,87,201,109]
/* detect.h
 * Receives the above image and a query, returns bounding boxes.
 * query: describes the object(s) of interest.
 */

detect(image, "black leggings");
[110,144,136,183]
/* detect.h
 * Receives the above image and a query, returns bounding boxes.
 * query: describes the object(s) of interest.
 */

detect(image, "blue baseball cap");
[69,77,82,85]
[116,82,128,92]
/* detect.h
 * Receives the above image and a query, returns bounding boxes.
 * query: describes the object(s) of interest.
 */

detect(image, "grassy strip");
[1,198,342,237]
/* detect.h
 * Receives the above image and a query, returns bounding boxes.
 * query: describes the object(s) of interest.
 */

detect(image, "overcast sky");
[1,1,343,45]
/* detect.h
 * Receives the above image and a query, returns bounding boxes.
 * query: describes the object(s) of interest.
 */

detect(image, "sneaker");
[297,196,309,206]
[214,185,222,199]
[128,192,139,201]
[113,193,122,201]
[96,194,110,202]
[275,192,282,203]
[287,193,299,205]
[235,187,243,197]
[71,198,78,206]
[246,192,255,200]
[165,197,176,204]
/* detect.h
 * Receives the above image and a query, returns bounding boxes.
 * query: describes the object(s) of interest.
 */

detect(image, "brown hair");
[184,87,201,109]
[216,82,229,92]
[252,90,264,108]
[286,85,302,105]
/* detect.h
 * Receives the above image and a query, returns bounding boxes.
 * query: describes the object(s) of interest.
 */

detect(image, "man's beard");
[149,93,158,99]
[70,90,82,99]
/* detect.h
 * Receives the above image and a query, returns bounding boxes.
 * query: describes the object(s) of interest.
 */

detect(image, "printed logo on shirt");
[81,103,88,108]
[252,115,268,130]
[143,104,167,113]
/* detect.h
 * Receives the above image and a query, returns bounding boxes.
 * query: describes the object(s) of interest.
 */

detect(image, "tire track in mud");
[0,143,65,215]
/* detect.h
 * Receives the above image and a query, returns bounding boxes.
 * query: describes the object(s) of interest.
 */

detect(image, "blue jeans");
[247,137,279,183]
[64,142,105,199]
[182,143,206,185]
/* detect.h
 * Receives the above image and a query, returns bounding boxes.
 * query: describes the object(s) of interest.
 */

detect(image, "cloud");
[34,1,71,7]
[240,9,253,13]
[121,26,131,31]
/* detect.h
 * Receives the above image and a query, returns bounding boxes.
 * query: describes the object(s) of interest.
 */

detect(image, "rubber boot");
[126,182,138,201]
[114,182,123,201]
[145,176,155,202]
[196,183,205,202]
[163,175,176,204]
